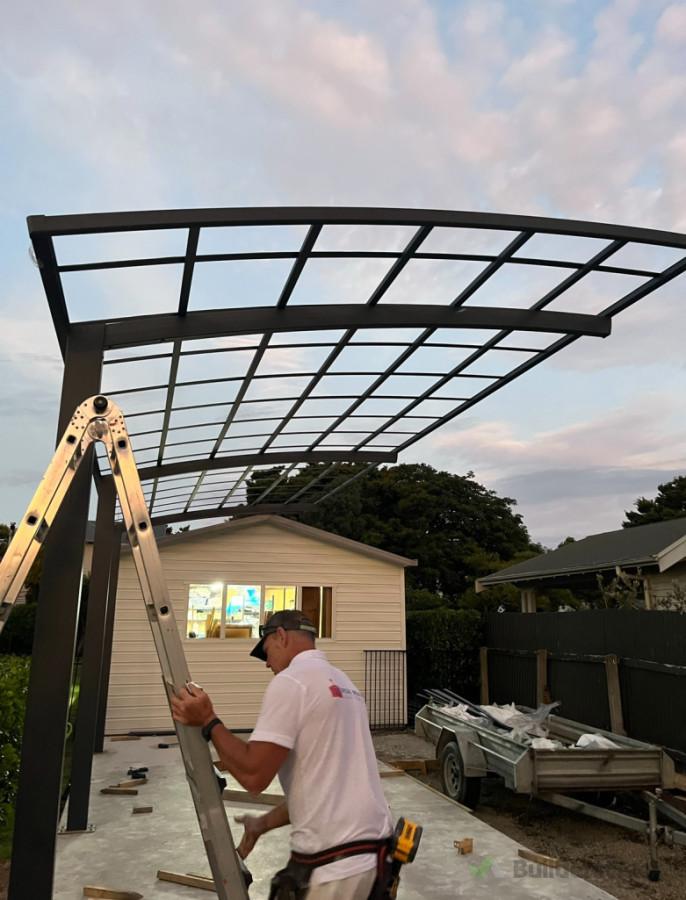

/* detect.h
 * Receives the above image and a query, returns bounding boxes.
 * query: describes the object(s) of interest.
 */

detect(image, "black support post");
[66,477,118,831]
[9,324,104,900]
[94,509,123,754]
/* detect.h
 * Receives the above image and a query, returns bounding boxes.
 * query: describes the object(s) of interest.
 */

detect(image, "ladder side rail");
[0,414,92,627]
[104,407,250,900]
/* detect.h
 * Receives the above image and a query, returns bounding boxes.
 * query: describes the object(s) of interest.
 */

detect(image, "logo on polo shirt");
[328,680,364,701]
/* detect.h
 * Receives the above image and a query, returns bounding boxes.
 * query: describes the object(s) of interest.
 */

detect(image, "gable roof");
[122,514,417,569]
[477,517,686,589]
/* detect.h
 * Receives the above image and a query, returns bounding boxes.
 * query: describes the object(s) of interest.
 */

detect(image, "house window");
[302,586,333,639]
[225,584,262,637]
[186,583,332,639]
[187,583,224,639]
[264,585,297,620]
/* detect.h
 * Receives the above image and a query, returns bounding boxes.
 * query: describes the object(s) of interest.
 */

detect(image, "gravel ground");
[372,731,686,900]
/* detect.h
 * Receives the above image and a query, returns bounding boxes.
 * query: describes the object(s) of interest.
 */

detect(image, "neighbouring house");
[476,518,686,612]
[105,515,416,734]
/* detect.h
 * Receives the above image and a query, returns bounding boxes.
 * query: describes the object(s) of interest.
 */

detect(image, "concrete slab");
[53,739,616,900]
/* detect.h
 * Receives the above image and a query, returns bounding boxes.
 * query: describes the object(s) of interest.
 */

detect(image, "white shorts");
[306,866,376,899]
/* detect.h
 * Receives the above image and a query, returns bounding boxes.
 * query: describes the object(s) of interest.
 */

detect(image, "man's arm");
[171,686,289,794]
[235,801,290,859]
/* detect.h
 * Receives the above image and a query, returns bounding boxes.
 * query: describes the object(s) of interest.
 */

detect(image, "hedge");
[0,604,37,656]
[0,655,30,842]
[406,607,484,703]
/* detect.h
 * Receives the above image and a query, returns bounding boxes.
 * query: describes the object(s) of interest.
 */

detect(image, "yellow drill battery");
[391,816,422,864]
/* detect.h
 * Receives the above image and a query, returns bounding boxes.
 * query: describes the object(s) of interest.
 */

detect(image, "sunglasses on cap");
[258,621,317,639]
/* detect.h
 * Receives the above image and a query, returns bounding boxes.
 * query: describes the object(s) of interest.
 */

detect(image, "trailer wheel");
[440,741,481,808]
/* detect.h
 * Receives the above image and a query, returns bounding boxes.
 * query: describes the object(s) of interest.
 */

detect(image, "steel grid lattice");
[28,207,686,525]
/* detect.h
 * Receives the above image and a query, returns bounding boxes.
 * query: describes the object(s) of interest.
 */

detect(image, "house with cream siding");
[105,515,416,734]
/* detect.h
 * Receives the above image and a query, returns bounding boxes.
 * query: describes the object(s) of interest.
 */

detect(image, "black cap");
[250,609,317,661]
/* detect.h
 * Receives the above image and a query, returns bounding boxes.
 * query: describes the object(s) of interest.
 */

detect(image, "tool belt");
[268,816,421,900]
[268,839,389,900]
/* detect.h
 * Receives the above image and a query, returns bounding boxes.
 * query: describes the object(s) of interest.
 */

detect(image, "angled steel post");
[94,508,123,754]
[66,476,118,832]
[8,325,104,900]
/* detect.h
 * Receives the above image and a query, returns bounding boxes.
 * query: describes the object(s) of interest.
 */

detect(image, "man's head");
[250,609,317,674]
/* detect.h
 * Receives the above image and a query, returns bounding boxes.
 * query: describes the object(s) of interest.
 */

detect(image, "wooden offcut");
[132,806,153,814]
[389,759,438,774]
[100,787,138,796]
[518,848,559,868]
[605,654,627,736]
[454,838,473,855]
[109,736,140,742]
[536,649,551,705]
[479,646,489,705]
[222,788,284,806]
[157,870,217,892]
[83,887,143,899]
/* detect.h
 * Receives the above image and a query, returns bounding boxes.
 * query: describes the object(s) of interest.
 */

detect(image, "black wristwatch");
[201,717,223,742]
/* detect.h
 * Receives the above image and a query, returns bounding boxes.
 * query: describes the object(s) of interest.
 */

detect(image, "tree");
[0,522,42,603]
[624,475,686,528]
[248,463,536,602]
[0,523,14,561]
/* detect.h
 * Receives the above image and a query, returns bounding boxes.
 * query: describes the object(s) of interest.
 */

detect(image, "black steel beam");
[27,207,686,250]
[66,476,118,831]
[29,232,70,357]
[133,449,397,482]
[99,304,611,350]
[177,226,199,316]
[56,250,662,280]
[277,224,321,307]
[150,502,316,526]
[94,520,123,753]
[453,230,532,307]
[9,324,105,900]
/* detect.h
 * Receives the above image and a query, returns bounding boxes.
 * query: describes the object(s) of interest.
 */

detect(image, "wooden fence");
[484,609,686,760]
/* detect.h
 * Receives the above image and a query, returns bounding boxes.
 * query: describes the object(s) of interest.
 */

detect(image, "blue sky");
[2,0,686,548]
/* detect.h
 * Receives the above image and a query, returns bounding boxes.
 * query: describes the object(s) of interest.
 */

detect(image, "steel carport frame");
[9,207,686,899]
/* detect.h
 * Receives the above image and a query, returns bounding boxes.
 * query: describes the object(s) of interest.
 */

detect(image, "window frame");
[184,582,336,641]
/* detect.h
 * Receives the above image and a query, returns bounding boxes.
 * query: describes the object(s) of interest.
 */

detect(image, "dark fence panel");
[547,657,610,729]
[485,610,686,758]
[364,650,406,731]
[487,609,686,663]
[620,662,684,750]
[487,649,536,708]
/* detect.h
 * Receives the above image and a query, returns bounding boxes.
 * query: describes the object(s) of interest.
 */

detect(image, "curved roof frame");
[28,207,686,525]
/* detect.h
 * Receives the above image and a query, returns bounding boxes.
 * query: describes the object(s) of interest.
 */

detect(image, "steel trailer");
[415,698,686,880]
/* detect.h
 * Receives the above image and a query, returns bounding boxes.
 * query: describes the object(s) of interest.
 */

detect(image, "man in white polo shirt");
[171,609,392,899]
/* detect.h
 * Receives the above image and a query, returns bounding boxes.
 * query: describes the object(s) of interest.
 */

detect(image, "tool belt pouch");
[367,845,401,900]
[268,860,312,900]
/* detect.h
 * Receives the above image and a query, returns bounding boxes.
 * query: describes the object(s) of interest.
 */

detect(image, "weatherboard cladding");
[479,517,686,585]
